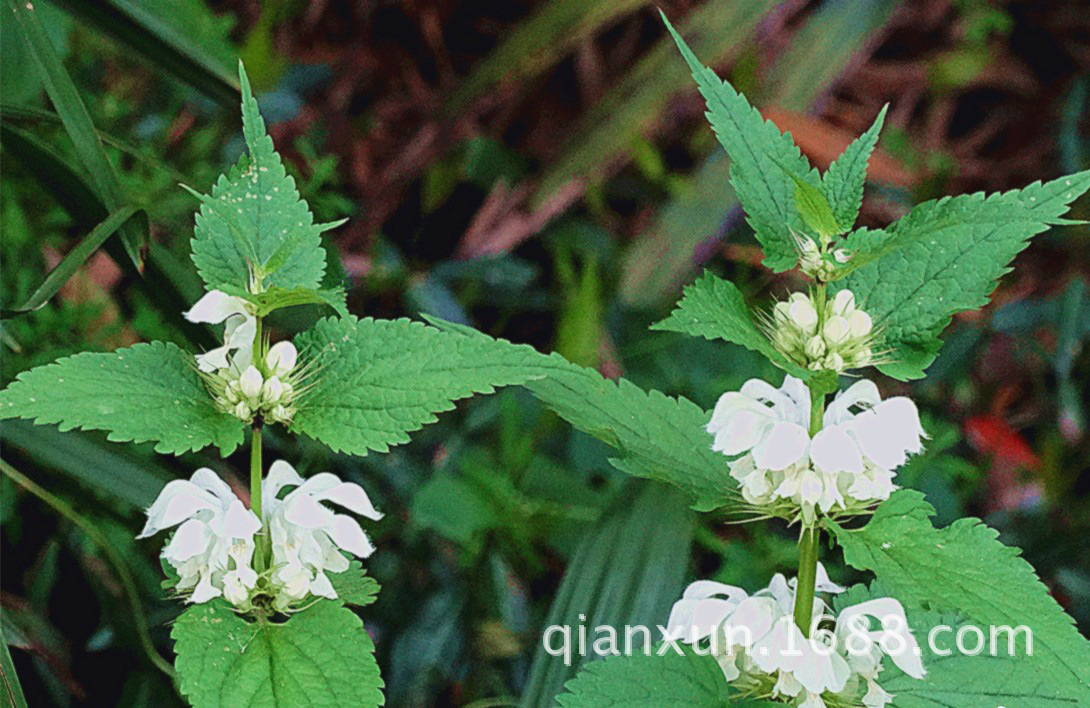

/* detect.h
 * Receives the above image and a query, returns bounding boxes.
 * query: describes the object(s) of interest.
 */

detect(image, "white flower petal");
[140,481,215,536]
[283,492,336,529]
[266,341,297,377]
[810,425,864,474]
[329,514,375,558]
[185,291,247,324]
[195,345,232,373]
[824,379,881,425]
[163,519,212,562]
[239,366,264,400]
[264,460,304,506]
[222,500,261,539]
[189,573,222,604]
[752,422,809,470]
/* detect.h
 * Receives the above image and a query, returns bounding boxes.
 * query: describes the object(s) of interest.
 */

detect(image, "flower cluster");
[666,566,926,708]
[186,291,300,424]
[708,376,925,524]
[767,290,875,373]
[140,461,382,611]
[797,236,850,282]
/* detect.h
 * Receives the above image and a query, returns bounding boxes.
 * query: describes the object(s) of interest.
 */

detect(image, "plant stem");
[0,459,175,679]
[250,424,263,519]
[794,287,829,637]
[250,423,267,573]
[793,525,821,637]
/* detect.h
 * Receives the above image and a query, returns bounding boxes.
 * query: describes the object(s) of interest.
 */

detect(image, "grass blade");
[535,0,778,202]
[0,627,28,708]
[47,0,238,107]
[2,206,140,317]
[7,0,145,270]
[520,481,694,708]
[446,0,647,114]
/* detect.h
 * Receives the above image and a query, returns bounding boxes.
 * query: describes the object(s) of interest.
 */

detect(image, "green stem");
[0,459,175,679]
[793,526,821,637]
[794,288,829,637]
[250,423,267,573]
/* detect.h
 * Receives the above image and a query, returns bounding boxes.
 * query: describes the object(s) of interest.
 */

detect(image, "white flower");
[139,468,260,606]
[266,341,297,378]
[667,568,925,707]
[185,291,257,374]
[709,376,925,522]
[262,460,383,611]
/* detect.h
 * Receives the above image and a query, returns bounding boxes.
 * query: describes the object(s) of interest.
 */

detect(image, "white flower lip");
[708,375,925,523]
[667,567,925,707]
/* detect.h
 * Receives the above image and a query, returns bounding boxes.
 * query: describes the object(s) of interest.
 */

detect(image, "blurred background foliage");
[1,0,1088,706]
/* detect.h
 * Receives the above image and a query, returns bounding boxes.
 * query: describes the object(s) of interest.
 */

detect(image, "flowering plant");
[0,63,546,707]
[424,11,1090,708]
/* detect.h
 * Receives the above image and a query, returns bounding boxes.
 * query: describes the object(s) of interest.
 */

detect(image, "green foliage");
[190,63,329,294]
[0,341,245,455]
[662,11,820,272]
[821,105,887,229]
[172,599,384,708]
[289,316,548,456]
[556,648,774,708]
[840,170,1090,379]
[426,317,736,512]
[830,491,1090,702]
[329,562,380,607]
[652,271,812,380]
[522,482,694,708]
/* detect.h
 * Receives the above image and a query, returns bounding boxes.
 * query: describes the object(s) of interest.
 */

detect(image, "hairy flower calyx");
[766,290,877,373]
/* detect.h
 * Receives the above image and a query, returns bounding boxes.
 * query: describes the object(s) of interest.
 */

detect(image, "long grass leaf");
[2,206,140,317]
[47,0,238,107]
[7,0,145,270]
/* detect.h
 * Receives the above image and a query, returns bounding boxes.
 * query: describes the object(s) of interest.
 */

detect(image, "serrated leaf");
[557,648,773,708]
[663,11,820,272]
[249,285,348,318]
[172,599,383,708]
[424,317,737,512]
[822,104,887,229]
[0,341,245,455]
[792,177,841,238]
[839,170,1090,379]
[651,271,811,380]
[290,316,548,457]
[329,561,380,607]
[832,586,1083,708]
[829,490,1090,701]
[190,63,326,293]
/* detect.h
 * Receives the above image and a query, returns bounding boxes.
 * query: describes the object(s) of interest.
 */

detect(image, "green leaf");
[47,0,238,106]
[7,0,145,271]
[522,482,694,708]
[821,104,887,229]
[2,206,141,317]
[172,600,384,708]
[829,490,1090,701]
[251,285,348,318]
[651,271,811,379]
[425,317,737,512]
[792,176,841,238]
[0,626,28,708]
[290,316,548,456]
[557,648,772,708]
[190,62,327,293]
[840,170,1090,379]
[328,561,380,608]
[0,341,245,456]
[663,11,820,272]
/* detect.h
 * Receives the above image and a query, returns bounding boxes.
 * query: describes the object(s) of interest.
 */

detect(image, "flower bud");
[831,289,856,317]
[262,376,284,404]
[827,352,845,371]
[239,366,264,401]
[805,336,827,359]
[268,404,293,424]
[833,249,851,264]
[848,309,873,338]
[232,401,252,420]
[854,348,873,367]
[823,316,851,345]
[224,379,242,404]
[788,298,819,333]
[266,341,298,378]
